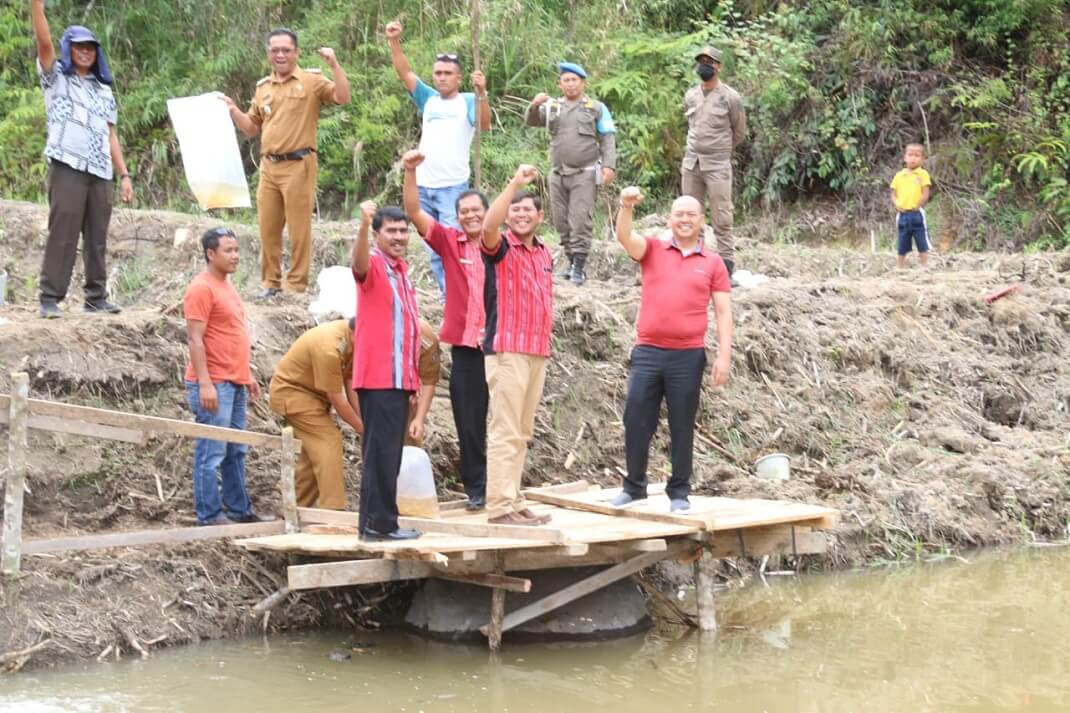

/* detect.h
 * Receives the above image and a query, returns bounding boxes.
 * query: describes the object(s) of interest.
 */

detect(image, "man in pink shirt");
[351,201,422,541]
[402,149,489,511]
[480,165,554,526]
[611,188,733,512]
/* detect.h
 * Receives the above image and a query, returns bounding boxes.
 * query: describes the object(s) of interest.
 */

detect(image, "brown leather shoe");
[518,508,552,525]
[487,511,543,526]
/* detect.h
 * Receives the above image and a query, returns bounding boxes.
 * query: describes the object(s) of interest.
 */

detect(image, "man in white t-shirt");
[386,20,492,298]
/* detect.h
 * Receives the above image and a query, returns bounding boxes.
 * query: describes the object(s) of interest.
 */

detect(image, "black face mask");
[697,64,717,81]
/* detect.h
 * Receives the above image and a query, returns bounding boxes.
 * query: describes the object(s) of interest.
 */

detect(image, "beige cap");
[695,46,723,62]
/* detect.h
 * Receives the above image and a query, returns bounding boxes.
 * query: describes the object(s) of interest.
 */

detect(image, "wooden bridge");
[236,481,837,649]
[1,371,838,651]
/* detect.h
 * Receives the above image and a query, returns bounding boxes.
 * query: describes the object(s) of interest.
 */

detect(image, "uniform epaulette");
[256,76,271,86]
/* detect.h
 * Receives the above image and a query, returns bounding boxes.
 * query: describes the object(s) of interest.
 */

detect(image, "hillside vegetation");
[0,0,1068,246]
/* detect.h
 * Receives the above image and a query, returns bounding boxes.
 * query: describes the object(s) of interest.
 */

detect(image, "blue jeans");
[418,182,469,298]
[185,381,252,523]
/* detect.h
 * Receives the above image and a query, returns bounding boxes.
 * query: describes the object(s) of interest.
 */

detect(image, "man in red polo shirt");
[351,200,422,541]
[480,165,554,526]
[401,149,488,511]
[611,187,733,512]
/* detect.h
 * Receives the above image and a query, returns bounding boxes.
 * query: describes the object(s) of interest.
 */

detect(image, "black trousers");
[41,160,113,305]
[449,345,488,499]
[623,345,706,501]
[357,388,410,533]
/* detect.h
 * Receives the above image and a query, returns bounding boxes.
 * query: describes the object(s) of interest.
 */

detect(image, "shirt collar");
[506,230,543,249]
[666,237,704,257]
[270,68,301,84]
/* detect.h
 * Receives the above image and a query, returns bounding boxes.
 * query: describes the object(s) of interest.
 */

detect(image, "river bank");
[1,199,1068,672]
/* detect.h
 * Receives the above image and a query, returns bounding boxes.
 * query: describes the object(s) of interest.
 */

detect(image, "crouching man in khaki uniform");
[269,319,362,509]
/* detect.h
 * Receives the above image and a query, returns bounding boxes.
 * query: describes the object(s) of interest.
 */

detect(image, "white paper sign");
[167,93,251,210]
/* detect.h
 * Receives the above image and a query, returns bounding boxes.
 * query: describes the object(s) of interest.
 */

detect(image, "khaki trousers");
[282,409,347,510]
[257,153,317,292]
[681,159,734,262]
[549,169,598,257]
[485,353,548,519]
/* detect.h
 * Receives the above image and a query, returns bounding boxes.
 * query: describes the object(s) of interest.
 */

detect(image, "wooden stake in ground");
[694,547,718,631]
[2,373,29,577]
[280,426,299,533]
[471,0,482,189]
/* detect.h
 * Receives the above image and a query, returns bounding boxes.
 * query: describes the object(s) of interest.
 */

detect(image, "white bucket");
[754,453,790,481]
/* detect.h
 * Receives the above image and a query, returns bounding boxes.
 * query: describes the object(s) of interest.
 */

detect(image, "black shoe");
[230,511,276,523]
[39,302,62,319]
[569,254,587,286]
[557,255,574,281]
[256,287,281,300]
[361,527,422,541]
[465,495,486,511]
[84,300,121,314]
[199,514,237,526]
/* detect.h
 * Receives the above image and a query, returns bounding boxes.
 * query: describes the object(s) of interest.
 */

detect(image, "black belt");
[264,148,313,162]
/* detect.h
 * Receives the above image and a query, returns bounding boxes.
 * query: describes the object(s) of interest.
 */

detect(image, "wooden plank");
[479,549,669,636]
[0,409,145,444]
[21,521,285,555]
[524,490,709,530]
[298,507,569,544]
[487,554,507,651]
[2,374,29,576]
[523,480,592,495]
[439,499,471,511]
[280,427,299,534]
[694,548,717,631]
[705,526,826,558]
[435,571,532,593]
[22,397,300,452]
[288,559,434,590]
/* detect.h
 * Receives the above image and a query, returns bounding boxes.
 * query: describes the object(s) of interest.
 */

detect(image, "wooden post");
[280,427,299,534]
[694,547,717,631]
[2,373,29,577]
[471,0,482,189]
[487,554,505,651]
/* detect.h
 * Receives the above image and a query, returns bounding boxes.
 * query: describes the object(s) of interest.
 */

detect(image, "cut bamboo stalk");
[2,373,29,576]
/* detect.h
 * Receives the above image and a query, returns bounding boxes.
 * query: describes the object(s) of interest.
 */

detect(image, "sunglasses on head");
[205,227,237,240]
[435,53,461,65]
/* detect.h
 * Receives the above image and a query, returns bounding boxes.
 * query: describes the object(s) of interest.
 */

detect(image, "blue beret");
[557,62,587,79]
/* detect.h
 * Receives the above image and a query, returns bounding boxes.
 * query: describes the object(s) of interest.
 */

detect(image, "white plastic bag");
[308,265,358,321]
[167,93,251,210]
[397,446,438,518]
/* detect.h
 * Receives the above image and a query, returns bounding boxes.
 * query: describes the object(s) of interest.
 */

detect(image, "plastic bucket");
[754,453,790,481]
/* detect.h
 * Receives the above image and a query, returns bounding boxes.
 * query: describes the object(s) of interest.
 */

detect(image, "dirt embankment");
[1,199,1069,671]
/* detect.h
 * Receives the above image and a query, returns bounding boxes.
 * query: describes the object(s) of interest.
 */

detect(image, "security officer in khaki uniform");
[682,47,746,277]
[269,319,362,509]
[221,28,351,297]
[525,62,616,286]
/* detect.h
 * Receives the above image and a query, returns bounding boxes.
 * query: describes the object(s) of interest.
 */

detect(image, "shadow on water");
[2,547,1069,712]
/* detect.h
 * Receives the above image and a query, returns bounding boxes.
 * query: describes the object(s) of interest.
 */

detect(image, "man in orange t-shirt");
[183,228,273,526]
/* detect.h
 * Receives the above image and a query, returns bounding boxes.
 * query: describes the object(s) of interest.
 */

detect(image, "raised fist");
[514,164,539,184]
[317,47,338,65]
[619,186,643,207]
[360,200,377,222]
[402,150,425,170]
[385,21,402,40]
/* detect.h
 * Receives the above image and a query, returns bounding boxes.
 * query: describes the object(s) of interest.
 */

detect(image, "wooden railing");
[1,372,302,576]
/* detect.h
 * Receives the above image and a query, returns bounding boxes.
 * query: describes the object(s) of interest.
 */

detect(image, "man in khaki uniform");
[525,62,616,286]
[269,319,362,509]
[221,28,350,297]
[682,46,746,276]
[405,321,442,448]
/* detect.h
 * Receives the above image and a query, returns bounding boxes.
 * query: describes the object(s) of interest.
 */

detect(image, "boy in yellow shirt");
[889,143,932,268]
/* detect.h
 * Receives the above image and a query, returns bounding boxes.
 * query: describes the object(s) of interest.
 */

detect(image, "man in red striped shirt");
[611,187,733,512]
[351,200,422,541]
[401,149,489,511]
[480,165,554,526]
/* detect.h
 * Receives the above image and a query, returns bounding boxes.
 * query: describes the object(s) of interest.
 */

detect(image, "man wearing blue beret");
[525,62,616,286]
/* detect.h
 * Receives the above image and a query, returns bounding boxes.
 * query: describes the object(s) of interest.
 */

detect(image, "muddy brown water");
[2,547,1068,712]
